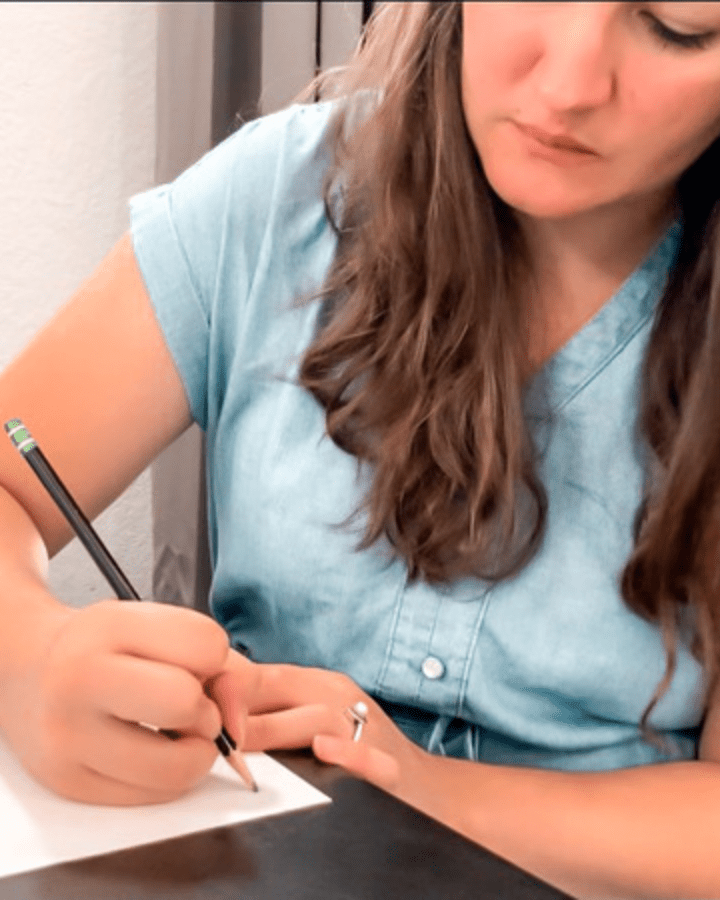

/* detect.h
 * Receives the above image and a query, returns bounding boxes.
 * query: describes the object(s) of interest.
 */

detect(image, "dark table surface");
[0,750,575,900]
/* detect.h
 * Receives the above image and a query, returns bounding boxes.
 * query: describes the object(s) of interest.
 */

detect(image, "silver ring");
[345,701,369,741]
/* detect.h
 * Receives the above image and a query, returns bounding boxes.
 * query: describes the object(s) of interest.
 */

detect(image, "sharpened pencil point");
[228,748,259,792]
[215,729,257,790]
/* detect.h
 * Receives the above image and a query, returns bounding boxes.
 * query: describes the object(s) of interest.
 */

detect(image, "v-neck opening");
[524,219,682,419]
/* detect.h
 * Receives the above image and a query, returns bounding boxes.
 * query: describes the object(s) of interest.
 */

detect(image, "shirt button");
[421,656,445,680]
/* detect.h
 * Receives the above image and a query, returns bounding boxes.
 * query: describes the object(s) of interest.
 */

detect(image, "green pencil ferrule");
[3,419,37,455]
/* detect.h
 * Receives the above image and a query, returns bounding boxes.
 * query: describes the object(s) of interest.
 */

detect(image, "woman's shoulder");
[174,100,339,208]
[128,101,343,430]
[130,99,340,315]
[235,98,338,150]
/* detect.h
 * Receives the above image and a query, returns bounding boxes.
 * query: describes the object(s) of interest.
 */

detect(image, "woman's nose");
[533,4,617,114]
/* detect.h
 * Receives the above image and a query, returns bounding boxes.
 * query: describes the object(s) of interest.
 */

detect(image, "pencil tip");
[226,747,259,792]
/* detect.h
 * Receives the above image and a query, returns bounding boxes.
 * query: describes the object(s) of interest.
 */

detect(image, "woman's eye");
[641,11,715,50]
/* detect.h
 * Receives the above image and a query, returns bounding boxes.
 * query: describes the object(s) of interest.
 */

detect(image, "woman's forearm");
[403,750,720,900]
[0,487,66,698]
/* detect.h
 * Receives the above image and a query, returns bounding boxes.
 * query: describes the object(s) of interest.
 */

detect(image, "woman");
[2,3,720,897]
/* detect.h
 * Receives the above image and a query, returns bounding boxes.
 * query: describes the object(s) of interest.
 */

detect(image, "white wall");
[0,2,158,605]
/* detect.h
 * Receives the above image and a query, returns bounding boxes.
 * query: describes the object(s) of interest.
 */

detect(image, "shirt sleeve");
[128,103,332,430]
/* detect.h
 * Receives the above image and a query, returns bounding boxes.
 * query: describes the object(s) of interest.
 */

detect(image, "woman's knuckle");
[186,675,207,706]
[206,623,230,666]
[329,670,353,694]
[85,599,119,637]
[174,680,206,724]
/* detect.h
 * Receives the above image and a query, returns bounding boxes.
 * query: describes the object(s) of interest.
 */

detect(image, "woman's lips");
[513,121,598,155]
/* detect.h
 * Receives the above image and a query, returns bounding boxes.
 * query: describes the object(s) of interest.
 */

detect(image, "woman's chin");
[493,188,601,224]
[483,164,602,222]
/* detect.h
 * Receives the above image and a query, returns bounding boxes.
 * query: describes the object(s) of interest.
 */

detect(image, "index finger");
[88,599,230,679]
[230,659,359,714]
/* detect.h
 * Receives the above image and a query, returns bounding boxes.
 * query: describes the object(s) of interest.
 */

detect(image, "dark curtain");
[152,2,364,611]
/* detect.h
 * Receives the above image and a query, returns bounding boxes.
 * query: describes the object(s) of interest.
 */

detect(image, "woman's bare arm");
[315,683,720,900]
[0,234,235,805]
[0,232,192,556]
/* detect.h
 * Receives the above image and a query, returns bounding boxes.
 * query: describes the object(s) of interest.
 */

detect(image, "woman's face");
[462,2,720,221]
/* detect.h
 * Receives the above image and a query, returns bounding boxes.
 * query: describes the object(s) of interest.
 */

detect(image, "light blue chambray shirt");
[130,100,703,772]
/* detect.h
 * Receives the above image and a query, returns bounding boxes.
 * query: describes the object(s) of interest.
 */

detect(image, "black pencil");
[4,418,257,792]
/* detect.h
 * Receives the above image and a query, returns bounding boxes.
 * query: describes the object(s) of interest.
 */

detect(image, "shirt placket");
[376,578,492,718]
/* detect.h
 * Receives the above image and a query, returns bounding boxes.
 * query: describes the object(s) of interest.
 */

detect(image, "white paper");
[0,737,330,879]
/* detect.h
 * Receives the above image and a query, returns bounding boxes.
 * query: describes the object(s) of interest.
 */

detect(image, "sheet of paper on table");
[0,736,330,879]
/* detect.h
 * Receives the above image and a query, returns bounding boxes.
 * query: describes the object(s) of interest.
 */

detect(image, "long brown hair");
[297,2,720,729]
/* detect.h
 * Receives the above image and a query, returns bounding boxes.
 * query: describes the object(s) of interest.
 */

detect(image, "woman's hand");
[1,598,233,806]
[212,652,429,798]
